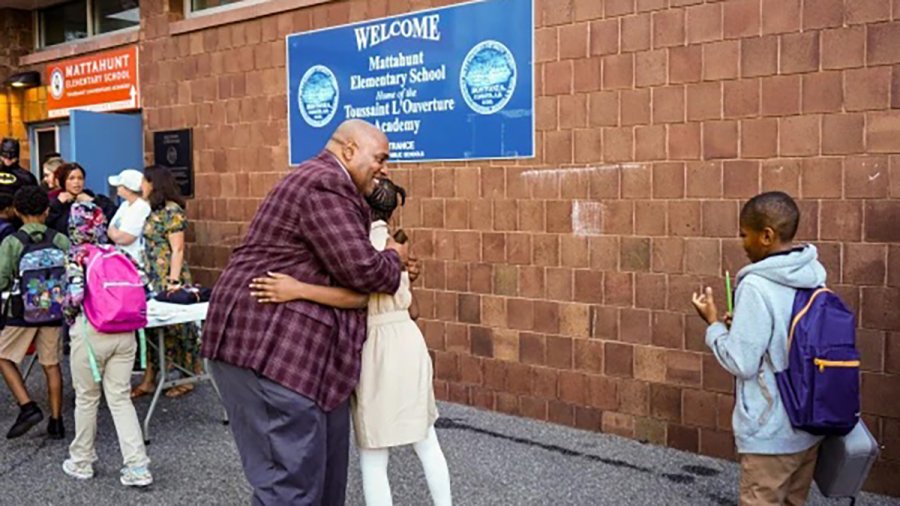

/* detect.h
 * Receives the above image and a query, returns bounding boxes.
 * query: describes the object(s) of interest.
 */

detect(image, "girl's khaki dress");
[352,221,438,449]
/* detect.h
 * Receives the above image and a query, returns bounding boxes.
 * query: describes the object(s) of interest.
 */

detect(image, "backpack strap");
[42,228,61,245]
[787,287,832,351]
[12,228,59,249]
[12,229,32,247]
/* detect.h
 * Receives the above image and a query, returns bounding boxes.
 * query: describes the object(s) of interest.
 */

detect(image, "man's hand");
[691,286,719,325]
[406,254,420,283]
[386,236,409,263]
[249,272,304,304]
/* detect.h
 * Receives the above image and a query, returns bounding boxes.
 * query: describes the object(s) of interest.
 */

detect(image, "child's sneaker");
[7,402,43,439]
[62,459,94,480]
[120,466,152,487]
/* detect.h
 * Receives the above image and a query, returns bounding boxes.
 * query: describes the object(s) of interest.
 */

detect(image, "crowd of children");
[0,138,187,488]
[0,133,865,503]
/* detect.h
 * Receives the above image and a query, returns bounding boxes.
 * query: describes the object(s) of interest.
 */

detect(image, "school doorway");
[29,110,143,198]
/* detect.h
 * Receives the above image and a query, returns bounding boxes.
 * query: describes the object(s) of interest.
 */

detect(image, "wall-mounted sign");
[47,45,139,119]
[286,0,534,164]
[153,129,194,198]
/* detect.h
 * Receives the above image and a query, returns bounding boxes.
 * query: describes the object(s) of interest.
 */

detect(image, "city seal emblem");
[298,65,339,128]
[459,40,517,115]
[49,68,65,100]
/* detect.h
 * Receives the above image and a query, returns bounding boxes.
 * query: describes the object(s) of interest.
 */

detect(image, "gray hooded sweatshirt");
[705,245,826,455]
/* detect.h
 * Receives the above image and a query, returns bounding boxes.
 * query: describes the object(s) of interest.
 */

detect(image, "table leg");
[143,329,166,445]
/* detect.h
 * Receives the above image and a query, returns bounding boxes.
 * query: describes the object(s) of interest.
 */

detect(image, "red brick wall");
[0,8,36,165]
[140,0,900,496]
[0,9,32,83]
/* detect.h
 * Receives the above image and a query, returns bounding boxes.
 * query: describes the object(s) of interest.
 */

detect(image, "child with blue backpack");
[61,202,152,487]
[0,186,69,440]
[691,191,834,505]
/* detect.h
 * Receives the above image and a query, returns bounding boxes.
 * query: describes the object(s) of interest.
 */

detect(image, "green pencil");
[725,271,734,314]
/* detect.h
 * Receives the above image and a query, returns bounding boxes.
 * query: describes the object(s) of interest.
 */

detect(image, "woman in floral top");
[130,166,199,399]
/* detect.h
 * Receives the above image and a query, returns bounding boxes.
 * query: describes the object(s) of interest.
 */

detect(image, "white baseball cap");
[108,169,144,193]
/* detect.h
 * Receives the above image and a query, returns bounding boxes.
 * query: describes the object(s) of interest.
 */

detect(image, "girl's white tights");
[358,426,452,506]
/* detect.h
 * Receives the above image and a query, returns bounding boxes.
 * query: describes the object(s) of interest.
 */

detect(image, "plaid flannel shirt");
[200,152,402,411]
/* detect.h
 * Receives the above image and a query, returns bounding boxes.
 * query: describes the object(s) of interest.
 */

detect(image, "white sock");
[359,447,392,506]
[413,426,453,506]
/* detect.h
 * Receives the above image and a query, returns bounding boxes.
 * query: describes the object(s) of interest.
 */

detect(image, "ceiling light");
[4,71,41,89]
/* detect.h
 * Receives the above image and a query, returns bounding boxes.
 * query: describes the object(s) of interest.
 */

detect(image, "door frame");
[28,122,62,177]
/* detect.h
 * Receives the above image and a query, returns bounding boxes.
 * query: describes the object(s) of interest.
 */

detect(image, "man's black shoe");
[7,402,43,439]
[47,417,65,440]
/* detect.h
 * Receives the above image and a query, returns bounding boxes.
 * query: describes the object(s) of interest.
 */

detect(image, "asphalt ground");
[0,363,896,506]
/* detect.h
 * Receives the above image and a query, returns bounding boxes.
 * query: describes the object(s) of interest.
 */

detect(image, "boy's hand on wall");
[406,254,420,283]
[691,286,719,325]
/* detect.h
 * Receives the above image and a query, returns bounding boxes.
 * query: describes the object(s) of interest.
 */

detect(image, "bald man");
[202,120,407,505]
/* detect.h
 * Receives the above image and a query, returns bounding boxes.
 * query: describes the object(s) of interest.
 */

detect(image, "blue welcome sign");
[286,0,534,164]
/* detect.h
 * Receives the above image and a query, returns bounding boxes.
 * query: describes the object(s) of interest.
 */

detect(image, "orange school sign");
[46,45,139,118]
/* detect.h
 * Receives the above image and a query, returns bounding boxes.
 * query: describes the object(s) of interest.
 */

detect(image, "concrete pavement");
[0,365,895,505]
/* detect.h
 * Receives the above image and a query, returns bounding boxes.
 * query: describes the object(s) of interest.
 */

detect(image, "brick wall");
[140,0,900,496]
[0,8,36,165]
[0,9,31,83]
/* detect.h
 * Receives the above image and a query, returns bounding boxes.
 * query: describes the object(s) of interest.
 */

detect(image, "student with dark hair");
[0,186,70,440]
[250,178,451,506]
[130,166,197,399]
[46,162,116,236]
[691,191,824,505]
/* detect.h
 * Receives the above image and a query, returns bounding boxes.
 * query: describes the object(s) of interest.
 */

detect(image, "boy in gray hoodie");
[691,191,825,505]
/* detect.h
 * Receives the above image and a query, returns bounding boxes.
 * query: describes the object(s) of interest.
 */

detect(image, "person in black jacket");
[0,138,38,200]
[46,163,116,236]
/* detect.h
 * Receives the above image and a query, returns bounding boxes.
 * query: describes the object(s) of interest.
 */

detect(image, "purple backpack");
[775,287,860,436]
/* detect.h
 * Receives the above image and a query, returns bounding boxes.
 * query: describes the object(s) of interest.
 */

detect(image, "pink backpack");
[82,245,148,333]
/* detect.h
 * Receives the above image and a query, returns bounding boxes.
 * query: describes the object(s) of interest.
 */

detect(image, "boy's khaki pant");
[739,444,819,506]
[69,316,149,469]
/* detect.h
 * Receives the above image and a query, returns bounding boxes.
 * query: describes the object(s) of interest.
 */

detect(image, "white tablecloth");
[146,300,209,328]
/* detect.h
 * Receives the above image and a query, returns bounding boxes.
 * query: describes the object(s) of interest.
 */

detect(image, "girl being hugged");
[250,178,451,506]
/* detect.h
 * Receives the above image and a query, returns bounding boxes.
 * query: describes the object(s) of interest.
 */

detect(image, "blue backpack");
[775,287,860,436]
[10,230,67,324]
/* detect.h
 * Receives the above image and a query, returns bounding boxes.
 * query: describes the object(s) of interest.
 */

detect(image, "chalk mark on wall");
[572,201,603,237]
[520,164,641,179]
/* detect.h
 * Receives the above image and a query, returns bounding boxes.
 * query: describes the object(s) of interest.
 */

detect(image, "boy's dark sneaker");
[47,417,65,440]
[7,402,43,439]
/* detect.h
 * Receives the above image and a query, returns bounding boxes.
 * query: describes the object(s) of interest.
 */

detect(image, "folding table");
[142,299,228,444]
